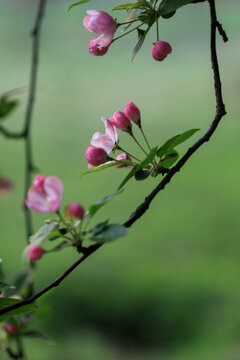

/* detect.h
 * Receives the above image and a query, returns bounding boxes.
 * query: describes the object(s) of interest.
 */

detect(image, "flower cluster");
[83,10,117,56]
[25,175,85,262]
[82,8,172,62]
[85,101,144,168]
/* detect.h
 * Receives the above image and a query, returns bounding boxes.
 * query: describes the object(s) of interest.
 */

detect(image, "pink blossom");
[0,177,13,196]
[28,245,44,261]
[89,34,113,56]
[4,323,19,334]
[115,153,132,168]
[25,175,63,213]
[124,102,141,125]
[83,10,117,35]
[90,117,118,154]
[111,111,132,133]
[85,146,108,166]
[152,41,172,61]
[65,202,85,219]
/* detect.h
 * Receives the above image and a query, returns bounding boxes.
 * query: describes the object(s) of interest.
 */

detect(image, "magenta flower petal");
[101,117,118,144]
[90,132,114,154]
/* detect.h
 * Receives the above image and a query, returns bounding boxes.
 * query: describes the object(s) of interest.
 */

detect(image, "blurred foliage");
[0,0,240,359]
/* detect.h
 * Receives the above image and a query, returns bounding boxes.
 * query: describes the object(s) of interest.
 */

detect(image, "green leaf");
[68,0,90,12]
[0,282,12,293]
[29,224,57,245]
[135,169,150,181]
[48,228,68,241]
[162,10,176,18]
[160,150,179,168]
[23,331,55,345]
[157,129,200,157]
[90,224,127,243]
[118,147,157,190]
[80,160,132,179]
[88,191,122,219]
[158,0,193,16]
[51,241,70,252]
[4,271,31,297]
[88,220,109,235]
[0,96,18,120]
[0,298,37,322]
[113,1,145,11]
[131,28,148,62]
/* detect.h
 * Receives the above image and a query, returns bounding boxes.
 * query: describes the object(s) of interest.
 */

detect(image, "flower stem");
[117,145,141,162]
[139,126,151,152]
[130,133,148,156]
[112,24,143,42]
[156,16,159,41]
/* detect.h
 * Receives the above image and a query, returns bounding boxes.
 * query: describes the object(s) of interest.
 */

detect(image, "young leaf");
[4,271,31,297]
[158,0,193,17]
[0,282,13,293]
[68,0,90,12]
[160,150,179,168]
[0,298,37,322]
[113,1,145,11]
[88,191,123,219]
[118,147,157,190]
[90,224,127,243]
[0,96,18,120]
[50,241,70,252]
[80,160,132,179]
[135,169,150,181]
[29,224,58,245]
[48,228,68,241]
[88,220,109,235]
[131,28,148,62]
[157,129,200,157]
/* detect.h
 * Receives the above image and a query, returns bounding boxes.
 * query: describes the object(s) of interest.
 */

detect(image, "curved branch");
[0,0,227,318]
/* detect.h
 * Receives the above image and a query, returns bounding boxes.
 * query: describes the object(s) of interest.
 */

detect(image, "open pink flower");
[83,10,117,35]
[89,34,113,56]
[25,175,63,213]
[90,117,118,154]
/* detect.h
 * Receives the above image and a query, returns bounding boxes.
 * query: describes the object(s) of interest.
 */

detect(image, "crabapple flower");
[25,175,63,213]
[125,102,141,126]
[0,176,13,196]
[4,323,19,335]
[65,202,85,219]
[111,111,132,133]
[115,153,132,168]
[90,117,118,154]
[152,41,172,61]
[83,10,117,35]
[85,146,108,166]
[89,34,113,56]
[28,245,44,261]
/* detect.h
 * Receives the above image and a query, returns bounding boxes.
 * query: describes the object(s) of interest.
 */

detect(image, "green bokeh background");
[0,0,240,359]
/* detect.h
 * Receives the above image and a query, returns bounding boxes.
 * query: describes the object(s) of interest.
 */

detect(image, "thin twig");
[0,0,227,319]
[23,0,47,242]
[0,244,101,317]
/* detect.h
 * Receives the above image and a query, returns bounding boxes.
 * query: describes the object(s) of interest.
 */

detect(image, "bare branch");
[0,0,227,319]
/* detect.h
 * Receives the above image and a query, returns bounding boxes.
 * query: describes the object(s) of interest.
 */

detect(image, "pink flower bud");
[0,177,13,196]
[83,10,117,35]
[89,36,111,56]
[85,146,108,166]
[115,153,132,168]
[152,41,172,61]
[4,323,19,335]
[28,245,44,261]
[124,102,141,126]
[25,175,63,213]
[111,111,132,133]
[65,202,85,219]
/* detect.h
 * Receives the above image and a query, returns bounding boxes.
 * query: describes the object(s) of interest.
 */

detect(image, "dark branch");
[0,0,227,319]
[23,0,47,242]
[124,0,226,228]
[0,244,101,317]
[216,21,228,42]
